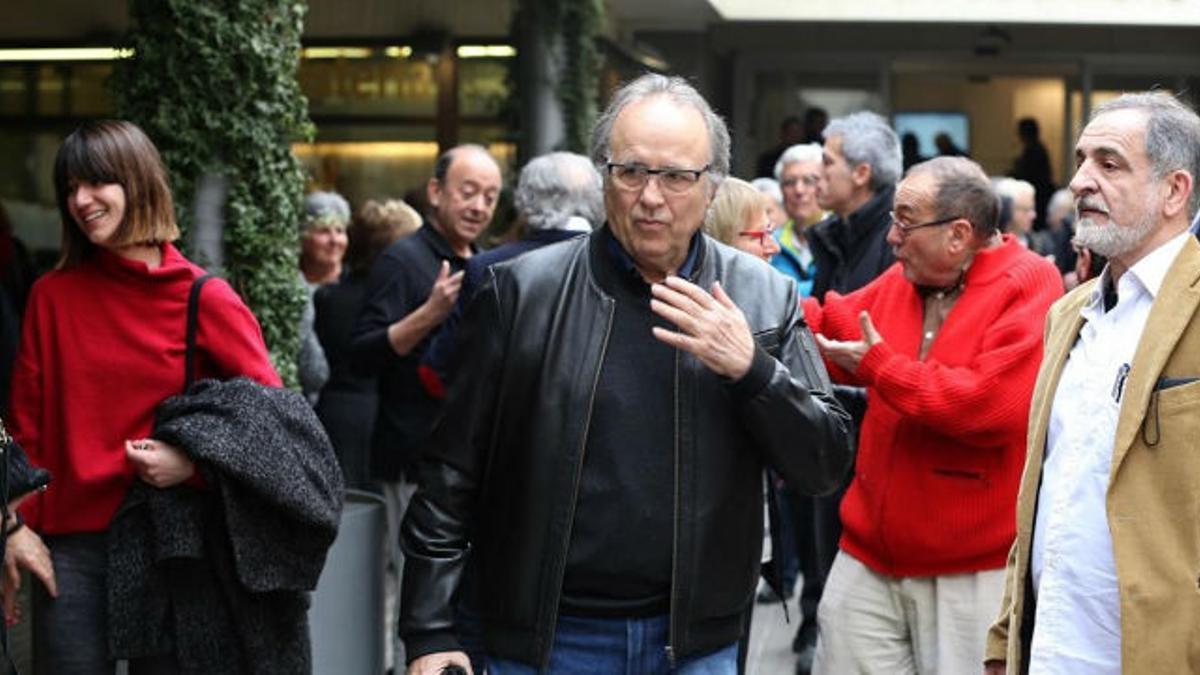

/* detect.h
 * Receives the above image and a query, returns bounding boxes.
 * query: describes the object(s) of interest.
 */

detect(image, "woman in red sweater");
[6,120,280,674]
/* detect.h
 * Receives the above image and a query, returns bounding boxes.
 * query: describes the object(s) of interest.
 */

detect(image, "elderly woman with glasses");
[703,176,781,263]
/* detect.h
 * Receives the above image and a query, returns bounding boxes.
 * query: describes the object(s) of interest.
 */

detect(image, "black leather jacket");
[400,228,852,667]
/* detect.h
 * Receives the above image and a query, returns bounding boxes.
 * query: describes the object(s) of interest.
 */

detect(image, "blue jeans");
[486,614,737,675]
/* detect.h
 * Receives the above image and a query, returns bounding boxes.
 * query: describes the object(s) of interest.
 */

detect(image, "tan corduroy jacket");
[987,235,1200,674]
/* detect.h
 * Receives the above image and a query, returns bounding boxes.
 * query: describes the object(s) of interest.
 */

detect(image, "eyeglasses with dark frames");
[606,162,710,194]
[888,211,961,237]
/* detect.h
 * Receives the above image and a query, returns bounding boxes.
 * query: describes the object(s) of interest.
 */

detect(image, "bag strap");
[0,418,14,674]
[184,274,215,393]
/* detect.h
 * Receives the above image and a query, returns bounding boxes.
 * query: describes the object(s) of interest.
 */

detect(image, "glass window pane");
[293,133,439,207]
[458,58,511,118]
[68,64,115,116]
[0,67,28,117]
[37,65,66,116]
[300,56,437,117]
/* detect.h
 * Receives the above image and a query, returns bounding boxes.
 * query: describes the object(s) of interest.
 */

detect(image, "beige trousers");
[813,550,1005,675]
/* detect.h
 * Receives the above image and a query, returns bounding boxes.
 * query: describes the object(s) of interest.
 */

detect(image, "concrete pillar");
[1080,60,1094,128]
[517,4,566,164]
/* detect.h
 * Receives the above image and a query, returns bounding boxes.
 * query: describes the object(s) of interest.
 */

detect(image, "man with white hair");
[986,92,1200,674]
[771,143,827,296]
[996,177,1055,257]
[420,151,602,393]
[399,73,851,675]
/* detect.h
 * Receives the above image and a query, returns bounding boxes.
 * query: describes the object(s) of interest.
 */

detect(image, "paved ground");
[746,588,804,674]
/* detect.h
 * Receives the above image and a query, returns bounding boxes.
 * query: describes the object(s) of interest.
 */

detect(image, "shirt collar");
[1085,230,1190,314]
[603,225,702,282]
[420,221,475,262]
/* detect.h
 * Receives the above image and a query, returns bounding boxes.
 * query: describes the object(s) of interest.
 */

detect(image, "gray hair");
[995,177,1035,202]
[773,142,823,181]
[906,156,999,239]
[303,190,351,231]
[514,152,604,230]
[1047,187,1074,221]
[750,177,783,204]
[1091,92,1200,218]
[823,111,902,192]
[590,73,731,183]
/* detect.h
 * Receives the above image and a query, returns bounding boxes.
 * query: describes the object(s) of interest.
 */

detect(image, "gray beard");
[1073,206,1158,259]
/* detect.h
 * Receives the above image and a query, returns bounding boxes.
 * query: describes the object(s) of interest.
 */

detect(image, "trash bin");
[309,489,386,675]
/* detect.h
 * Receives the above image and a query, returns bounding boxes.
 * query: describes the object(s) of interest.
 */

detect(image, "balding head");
[427,144,503,254]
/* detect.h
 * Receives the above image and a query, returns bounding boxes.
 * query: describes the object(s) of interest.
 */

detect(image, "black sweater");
[559,231,699,617]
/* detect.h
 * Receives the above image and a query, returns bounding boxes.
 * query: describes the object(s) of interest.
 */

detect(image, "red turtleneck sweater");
[803,235,1063,576]
[10,243,280,534]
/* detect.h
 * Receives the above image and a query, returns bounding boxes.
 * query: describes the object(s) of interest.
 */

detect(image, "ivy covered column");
[114,0,313,386]
[517,0,604,159]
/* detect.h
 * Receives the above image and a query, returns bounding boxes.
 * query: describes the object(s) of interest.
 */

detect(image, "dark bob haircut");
[53,120,179,268]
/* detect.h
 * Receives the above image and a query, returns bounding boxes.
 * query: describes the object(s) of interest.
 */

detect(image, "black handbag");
[0,417,50,674]
[0,418,50,503]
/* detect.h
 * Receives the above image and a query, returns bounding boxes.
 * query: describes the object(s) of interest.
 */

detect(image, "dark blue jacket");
[420,228,585,393]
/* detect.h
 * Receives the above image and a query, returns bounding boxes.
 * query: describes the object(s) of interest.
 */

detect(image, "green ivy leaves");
[114,0,314,387]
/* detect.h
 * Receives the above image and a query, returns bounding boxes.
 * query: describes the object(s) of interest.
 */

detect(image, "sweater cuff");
[727,344,776,402]
[855,341,895,386]
[404,630,463,666]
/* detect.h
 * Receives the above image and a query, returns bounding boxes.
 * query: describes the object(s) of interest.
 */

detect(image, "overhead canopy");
[708,0,1200,27]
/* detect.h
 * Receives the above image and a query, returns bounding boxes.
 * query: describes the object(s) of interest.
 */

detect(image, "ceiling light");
[456,45,516,59]
[0,48,133,62]
[301,47,373,60]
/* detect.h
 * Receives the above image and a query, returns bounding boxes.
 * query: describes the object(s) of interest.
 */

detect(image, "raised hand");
[814,310,882,374]
[650,277,755,380]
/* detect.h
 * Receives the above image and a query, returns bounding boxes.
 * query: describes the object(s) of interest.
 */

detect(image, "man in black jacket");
[796,110,902,673]
[401,74,852,675]
[810,111,902,300]
[350,144,502,669]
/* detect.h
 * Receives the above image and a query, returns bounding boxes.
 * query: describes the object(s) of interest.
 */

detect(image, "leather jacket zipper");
[666,349,681,668]
[542,298,615,670]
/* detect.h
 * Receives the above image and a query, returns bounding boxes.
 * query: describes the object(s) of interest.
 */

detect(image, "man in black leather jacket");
[400,74,852,675]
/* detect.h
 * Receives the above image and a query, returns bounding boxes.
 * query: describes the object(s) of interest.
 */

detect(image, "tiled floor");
[746,590,804,674]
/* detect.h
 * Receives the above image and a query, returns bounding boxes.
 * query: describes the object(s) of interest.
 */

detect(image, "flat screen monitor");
[893,112,971,160]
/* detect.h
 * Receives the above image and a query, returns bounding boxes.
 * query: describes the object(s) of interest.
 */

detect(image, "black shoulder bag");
[0,418,51,675]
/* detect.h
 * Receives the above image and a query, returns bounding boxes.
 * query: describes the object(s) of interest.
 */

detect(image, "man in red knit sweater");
[802,156,1063,674]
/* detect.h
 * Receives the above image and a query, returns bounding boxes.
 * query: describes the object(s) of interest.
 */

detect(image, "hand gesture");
[650,277,755,380]
[3,526,56,625]
[126,439,196,488]
[425,261,465,322]
[407,651,473,675]
[814,310,882,374]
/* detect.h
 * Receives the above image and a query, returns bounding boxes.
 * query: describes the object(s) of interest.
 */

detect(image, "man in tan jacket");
[985,92,1200,673]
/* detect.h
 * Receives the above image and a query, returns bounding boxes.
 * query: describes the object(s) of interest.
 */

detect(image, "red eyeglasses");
[738,228,775,246]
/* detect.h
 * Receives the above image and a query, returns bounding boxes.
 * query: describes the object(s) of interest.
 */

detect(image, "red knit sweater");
[10,243,280,535]
[803,236,1062,577]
